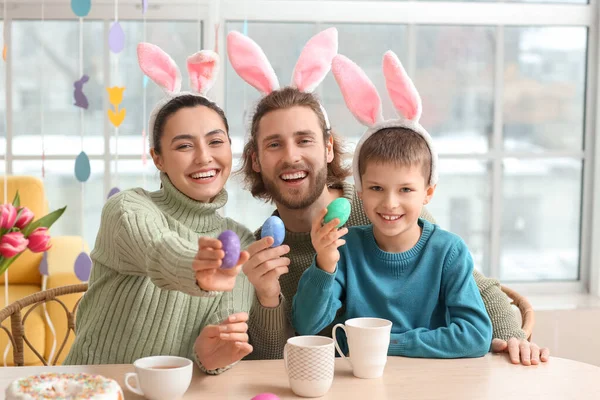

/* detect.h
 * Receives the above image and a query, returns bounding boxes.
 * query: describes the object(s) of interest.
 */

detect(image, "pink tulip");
[15,207,34,229]
[0,231,28,258]
[27,227,52,253]
[0,204,17,230]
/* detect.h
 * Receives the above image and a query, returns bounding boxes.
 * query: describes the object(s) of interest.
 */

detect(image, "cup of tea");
[124,355,193,400]
[332,317,392,379]
[284,336,335,398]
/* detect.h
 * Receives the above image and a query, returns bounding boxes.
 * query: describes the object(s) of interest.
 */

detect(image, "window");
[224,20,589,283]
[7,15,202,246]
[1,1,596,290]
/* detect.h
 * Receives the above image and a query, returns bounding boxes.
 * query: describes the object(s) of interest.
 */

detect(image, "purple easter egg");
[218,230,240,270]
[74,252,92,281]
[251,394,280,400]
[39,251,49,276]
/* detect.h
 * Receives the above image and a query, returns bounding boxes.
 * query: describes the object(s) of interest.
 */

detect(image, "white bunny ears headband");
[226,28,338,133]
[137,43,221,147]
[331,51,438,192]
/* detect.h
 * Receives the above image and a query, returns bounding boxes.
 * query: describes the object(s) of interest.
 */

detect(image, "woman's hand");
[195,312,253,371]
[193,237,249,292]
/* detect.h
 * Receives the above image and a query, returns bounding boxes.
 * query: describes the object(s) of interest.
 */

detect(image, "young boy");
[291,52,493,358]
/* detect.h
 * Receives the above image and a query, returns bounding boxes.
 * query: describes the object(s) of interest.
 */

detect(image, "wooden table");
[1,354,599,399]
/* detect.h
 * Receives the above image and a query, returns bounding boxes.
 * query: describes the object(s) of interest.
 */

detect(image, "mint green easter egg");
[323,198,351,228]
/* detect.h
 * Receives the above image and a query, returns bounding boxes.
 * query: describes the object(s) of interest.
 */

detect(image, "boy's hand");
[311,208,348,274]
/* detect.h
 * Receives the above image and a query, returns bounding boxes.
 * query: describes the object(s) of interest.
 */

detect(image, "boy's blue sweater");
[292,219,492,358]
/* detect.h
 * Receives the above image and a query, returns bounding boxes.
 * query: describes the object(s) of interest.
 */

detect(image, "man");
[239,87,548,366]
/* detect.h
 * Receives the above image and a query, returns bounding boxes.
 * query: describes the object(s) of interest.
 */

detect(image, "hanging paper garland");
[109,0,124,53]
[109,23,125,54]
[73,74,89,109]
[108,0,125,196]
[107,187,120,199]
[107,87,126,126]
[107,85,125,196]
[74,151,91,182]
[38,251,49,276]
[142,0,148,14]
[71,0,91,17]
[74,251,92,282]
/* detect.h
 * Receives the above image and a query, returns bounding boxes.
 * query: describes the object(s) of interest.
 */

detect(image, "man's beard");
[261,161,328,210]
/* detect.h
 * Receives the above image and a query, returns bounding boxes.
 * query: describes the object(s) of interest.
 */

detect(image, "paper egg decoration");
[261,216,285,247]
[74,252,92,281]
[39,251,49,276]
[109,22,125,53]
[107,187,121,199]
[71,0,91,17]
[251,394,280,400]
[218,230,240,270]
[323,198,351,228]
[74,151,91,182]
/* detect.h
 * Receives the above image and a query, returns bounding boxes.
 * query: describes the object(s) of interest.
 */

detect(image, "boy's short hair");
[357,127,432,185]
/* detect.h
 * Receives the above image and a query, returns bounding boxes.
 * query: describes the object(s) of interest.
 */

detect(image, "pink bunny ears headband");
[226,27,338,132]
[137,42,221,147]
[332,50,439,191]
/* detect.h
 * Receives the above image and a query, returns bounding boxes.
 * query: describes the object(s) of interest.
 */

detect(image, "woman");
[65,44,256,374]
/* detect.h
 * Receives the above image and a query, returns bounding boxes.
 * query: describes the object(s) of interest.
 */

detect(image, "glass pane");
[12,21,104,156]
[225,21,316,150]
[13,160,105,247]
[115,159,161,193]
[110,21,202,155]
[501,158,581,281]
[415,26,495,154]
[426,159,491,275]
[223,158,275,233]
[503,27,587,152]
[321,24,407,145]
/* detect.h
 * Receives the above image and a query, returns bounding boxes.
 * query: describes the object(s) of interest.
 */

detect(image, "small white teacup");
[284,335,335,397]
[124,355,193,400]
[332,317,392,379]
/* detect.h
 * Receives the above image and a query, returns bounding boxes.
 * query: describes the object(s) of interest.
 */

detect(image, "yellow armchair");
[0,176,89,366]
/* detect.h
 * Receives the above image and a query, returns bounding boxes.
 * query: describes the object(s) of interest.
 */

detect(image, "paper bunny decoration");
[137,42,221,147]
[331,50,438,191]
[226,27,338,132]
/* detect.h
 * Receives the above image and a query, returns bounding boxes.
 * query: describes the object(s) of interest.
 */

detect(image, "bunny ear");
[383,50,422,121]
[226,31,279,95]
[137,42,182,95]
[187,50,219,96]
[291,27,338,93]
[332,54,383,127]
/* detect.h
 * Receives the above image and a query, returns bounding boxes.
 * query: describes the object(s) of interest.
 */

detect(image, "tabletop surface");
[2,354,600,399]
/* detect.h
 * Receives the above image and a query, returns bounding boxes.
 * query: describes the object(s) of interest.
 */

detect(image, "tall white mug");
[332,317,392,379]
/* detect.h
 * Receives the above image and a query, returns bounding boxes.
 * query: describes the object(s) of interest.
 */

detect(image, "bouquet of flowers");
[0,191,66,275]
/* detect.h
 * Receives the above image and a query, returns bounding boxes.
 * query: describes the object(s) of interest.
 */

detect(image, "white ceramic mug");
[283,335,335,398]
[332,317,392,379]
[124,355,193,400]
